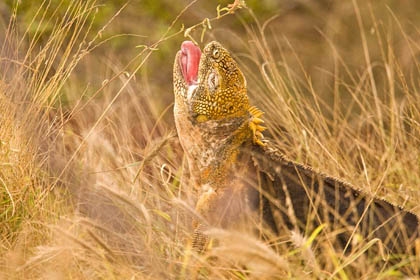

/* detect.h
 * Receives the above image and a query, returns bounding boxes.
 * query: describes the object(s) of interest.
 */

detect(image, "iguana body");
[173,41,419,255]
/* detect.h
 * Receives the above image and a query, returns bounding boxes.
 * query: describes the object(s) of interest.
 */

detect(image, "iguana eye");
[212,48,220,59]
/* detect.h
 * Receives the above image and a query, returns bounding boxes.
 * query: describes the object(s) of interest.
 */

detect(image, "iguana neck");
[174,99,251,188]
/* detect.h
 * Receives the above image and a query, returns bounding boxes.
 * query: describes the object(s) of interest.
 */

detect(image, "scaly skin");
[174,41,266,251]
[173,41,420,255]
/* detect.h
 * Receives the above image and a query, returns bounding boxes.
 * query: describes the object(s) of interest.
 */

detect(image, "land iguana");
[173,40,420,255]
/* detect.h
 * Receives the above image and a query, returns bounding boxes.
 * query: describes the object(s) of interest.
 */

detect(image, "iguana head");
[174,41,249,123]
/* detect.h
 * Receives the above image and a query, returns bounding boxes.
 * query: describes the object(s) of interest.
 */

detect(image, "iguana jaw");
[173,42,205,186]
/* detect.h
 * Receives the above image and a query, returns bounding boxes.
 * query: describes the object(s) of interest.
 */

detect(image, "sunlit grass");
[1,0,420,279]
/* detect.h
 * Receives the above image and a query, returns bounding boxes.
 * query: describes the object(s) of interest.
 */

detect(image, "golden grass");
[1,0,420,279]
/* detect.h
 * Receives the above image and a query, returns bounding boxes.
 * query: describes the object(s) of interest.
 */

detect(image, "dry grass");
[1,0,420,279]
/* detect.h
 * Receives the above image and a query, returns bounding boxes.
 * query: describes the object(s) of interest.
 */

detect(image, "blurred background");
[1,0,420,278]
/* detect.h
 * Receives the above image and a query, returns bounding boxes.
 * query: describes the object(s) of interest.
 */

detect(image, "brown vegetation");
[1,0,420,278]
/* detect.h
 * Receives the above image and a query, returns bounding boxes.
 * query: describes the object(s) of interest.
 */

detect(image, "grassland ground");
[1,0,420,278]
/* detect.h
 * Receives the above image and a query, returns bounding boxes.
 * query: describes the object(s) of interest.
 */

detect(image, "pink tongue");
[180,41,201,85]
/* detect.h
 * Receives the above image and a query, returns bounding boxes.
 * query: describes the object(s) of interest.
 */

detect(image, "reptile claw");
[193,224,214,253]
[252,117,264,124]
[255,138,266,146]
[249,106,267,147]
[255,131,264,139]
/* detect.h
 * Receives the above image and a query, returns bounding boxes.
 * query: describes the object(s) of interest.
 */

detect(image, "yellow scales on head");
[191,41,266,146]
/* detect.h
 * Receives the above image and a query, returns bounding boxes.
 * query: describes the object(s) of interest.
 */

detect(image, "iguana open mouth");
[178,41,201,86]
